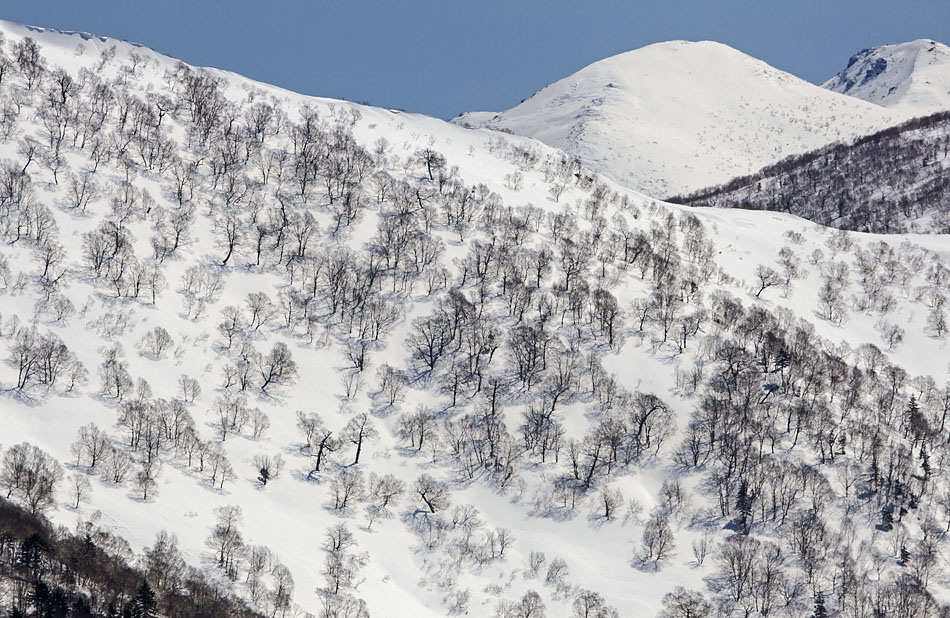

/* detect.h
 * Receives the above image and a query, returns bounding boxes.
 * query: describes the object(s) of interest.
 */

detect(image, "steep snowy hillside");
[675,112,950,233]
[453,41,902,198]
[1,19,950,618]
[824,39,950,117]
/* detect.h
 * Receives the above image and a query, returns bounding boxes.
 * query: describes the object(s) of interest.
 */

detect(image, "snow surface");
[823,39,950,117]
[453,41,903,198]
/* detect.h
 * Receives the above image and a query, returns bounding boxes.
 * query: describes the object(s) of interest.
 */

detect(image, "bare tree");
[207,505,244,580]
[414,473,451,513]
[14,37,45,89]
[253,453,284,485]
[67,473,92,509]
[331,468,365,511]
[927,307,948,338]
[258,341,297,391]
[417,148,446,181]
[0,442,63,514]
[657,587,712,618]
[341,413,378,464]
[70,422,110,468]
[216,211,243,265]
[103,448,132,484]
[754,265,781,298]
[179,374,202,403]
[139,326,174,359]
[641,509,674,564]
[367,472,405,510]
[323,522,357,555]
[572,590,618,618]
[135,459,161,501]
[249,408,271,439]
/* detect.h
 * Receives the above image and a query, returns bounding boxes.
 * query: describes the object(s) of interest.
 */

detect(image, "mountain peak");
[455,40,900,198]
[823,39,950,116]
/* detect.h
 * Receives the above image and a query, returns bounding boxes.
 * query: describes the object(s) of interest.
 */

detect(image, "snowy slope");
[1,19,950,618]
[823,39,950,117]
[453,41,903,198]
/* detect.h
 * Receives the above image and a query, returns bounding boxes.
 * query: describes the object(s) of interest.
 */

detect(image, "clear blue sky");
[4,1,950,119]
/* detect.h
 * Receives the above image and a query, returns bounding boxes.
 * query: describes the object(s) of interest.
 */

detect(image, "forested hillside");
[0,20,949,618]
[675,112,950,234]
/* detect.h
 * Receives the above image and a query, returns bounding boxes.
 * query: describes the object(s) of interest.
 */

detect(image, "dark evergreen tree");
[734,480,754,535]
[881,505,894,531]
[71,597,94,618]
[31,581,70,618]
[130,581,157,618]
[907,395,929,443]
[19,533,50,578]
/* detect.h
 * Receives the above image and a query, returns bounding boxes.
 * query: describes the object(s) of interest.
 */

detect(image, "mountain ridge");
[453,39,904,198]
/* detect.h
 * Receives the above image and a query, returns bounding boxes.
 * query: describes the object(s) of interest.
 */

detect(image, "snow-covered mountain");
[1,18,950,618]
[823,39,950,117]
[676,111,950,233]
[453,41,902,198]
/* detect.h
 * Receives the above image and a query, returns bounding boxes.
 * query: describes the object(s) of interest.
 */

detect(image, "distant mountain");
[673,112,950,233]
[454,41,901,198]
[823,39,950,117]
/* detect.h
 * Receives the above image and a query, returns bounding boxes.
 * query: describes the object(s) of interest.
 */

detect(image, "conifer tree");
[131,580,157,618]
[735,480,754,535]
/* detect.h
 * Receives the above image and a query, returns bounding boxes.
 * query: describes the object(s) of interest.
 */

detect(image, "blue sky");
[4,1,950,119]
